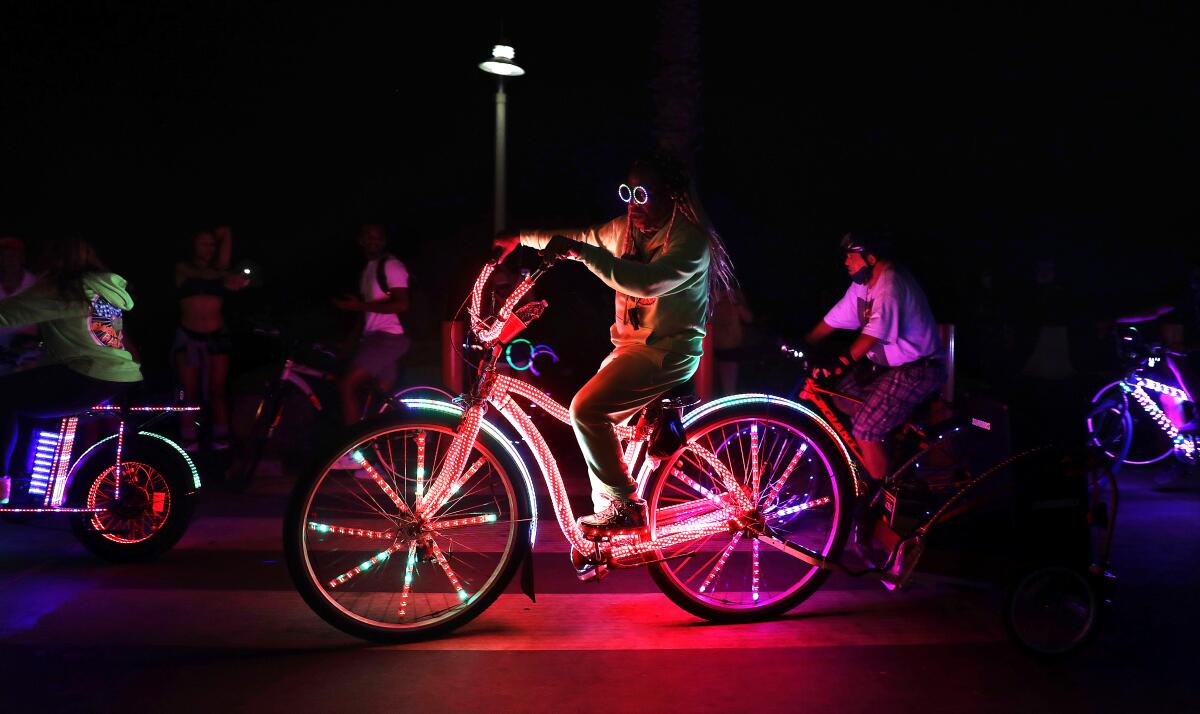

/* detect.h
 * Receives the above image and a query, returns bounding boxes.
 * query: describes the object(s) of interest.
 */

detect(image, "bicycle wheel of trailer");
[645,400,853,622]
[285,411,531,642]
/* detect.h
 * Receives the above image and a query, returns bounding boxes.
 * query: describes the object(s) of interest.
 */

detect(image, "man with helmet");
[805,231,944,481]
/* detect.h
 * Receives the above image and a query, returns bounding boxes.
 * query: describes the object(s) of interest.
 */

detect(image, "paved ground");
[2,457,1198,713]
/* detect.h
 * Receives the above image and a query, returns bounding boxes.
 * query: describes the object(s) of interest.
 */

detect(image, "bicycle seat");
[660,380,699,410]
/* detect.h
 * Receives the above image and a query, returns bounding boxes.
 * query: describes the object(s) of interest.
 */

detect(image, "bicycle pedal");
[575,562,608,582]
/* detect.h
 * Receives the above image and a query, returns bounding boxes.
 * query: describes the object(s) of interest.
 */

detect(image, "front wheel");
[1086,381,1171,465]
[643,398,854,623]
[1006,566,1101,656]
[285,406,532,642]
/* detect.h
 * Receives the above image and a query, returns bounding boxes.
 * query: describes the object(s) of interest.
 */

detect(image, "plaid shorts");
[835,359,946,441]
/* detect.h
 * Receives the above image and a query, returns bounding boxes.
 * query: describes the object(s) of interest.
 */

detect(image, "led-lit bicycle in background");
[1086,326,1198,467]
[0,400,202,561]
[285,250,861,642]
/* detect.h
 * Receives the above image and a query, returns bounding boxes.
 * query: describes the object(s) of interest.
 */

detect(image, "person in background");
[173,226,249,450]
[0,236,40,372]
[334,224,411,424]
[710,286,753,394]
[805,232,943,483]
[0,238,142,504]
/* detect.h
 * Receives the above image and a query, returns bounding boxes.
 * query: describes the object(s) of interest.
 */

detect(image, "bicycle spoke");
[353,450,412,516]
[750,422,761,497]
[415,430,426,498]
[761,443,808,510]
[398,541,419,617]
[768,497,832,519]
[307,522,395,539]
[425,513,499,530]
[328,542,406,589]
[752,539,761,602]
[699,532,742,593]
[427,537,470,601]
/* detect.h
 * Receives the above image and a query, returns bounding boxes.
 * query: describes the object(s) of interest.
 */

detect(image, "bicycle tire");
[644,396,854,623]
[285,406,533,643]
[1006,565,1101,656]
[1086,381,1171,465]
[68,435,197,562]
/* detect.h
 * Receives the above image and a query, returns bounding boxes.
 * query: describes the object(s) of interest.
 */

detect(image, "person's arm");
[519,217,624,254]
[1115,304,1175,324]
[335,259,410,314]
[806,320,836,345]
[570,224,709,299]
[215,226,233,271]
[0,287,87,328]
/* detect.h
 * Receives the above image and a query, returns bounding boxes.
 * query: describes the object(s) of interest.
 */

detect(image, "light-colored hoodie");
[0,272,142,382]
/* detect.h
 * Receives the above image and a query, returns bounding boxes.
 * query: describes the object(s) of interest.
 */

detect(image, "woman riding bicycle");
[0,238,142,504]
[493,151,736,535]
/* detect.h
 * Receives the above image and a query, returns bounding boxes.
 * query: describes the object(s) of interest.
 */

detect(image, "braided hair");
[630,151,738,313]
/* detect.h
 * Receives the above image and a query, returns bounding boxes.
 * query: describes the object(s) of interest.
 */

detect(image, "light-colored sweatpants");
[569,343,699,512]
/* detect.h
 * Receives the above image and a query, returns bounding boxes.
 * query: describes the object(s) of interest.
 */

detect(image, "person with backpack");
[333,223,410,424]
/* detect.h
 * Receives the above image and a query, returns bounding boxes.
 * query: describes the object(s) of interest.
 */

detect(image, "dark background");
[2,2,1197,407]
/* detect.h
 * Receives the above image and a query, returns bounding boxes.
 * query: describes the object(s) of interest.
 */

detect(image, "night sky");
[2,3,1196,395]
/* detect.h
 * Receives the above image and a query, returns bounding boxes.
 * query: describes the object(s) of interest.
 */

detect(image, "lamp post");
[479,44,525,234]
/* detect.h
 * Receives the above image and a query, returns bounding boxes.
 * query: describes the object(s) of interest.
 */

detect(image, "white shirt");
[360,257,409,335]
[0,271,38,347]
[823,266,940,366]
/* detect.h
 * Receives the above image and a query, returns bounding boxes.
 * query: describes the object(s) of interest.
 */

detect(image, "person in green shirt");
[493,152,737,538]
[0,238,142,504]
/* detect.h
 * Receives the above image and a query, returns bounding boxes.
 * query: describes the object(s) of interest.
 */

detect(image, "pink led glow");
[674,469,748,522]
[89,405,201,412]
[113,420,125,501]
[307,522,394,539]
[750,422,761,498]
[398,541,418,616]
[0,506,105,514]
[425,513,497,530]
[468,262,496,322]
[686,444,752,511]
[353,452,412,517]
[49,417,78,508]
[699,531,743,593]
[495,374,637,439]
[327,542,405,589]
[428,537,470,601]
[438,457,487,510]
[763,444,807,510]
[418,404,485,516]
[497,394,592,553]
[752,538,761,601]
[415,430,426,498]
[611,520,734,559]
[769,496,832,519]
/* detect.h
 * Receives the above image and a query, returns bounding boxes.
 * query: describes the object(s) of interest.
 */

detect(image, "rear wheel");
[285,408,531,642]
[644,399,853,622]
[69,437,196,562]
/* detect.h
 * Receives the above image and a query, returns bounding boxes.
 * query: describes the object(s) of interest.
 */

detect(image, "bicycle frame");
[408,262,790,563]
[0,404,201,515]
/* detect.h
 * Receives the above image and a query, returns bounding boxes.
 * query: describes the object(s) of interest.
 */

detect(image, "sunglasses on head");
[618,184,649,205]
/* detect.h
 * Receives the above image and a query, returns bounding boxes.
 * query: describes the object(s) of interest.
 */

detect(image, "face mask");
[849,259,873,285]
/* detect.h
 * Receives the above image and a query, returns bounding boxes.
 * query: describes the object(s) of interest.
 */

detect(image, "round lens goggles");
[618,184,649,205]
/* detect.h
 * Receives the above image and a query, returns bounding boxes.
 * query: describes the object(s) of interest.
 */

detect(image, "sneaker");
[578,497,648,537]
[880,534,925,591]
[0,476,10,505]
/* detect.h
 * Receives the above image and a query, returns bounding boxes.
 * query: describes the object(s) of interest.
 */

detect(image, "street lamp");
[479,44,524,234]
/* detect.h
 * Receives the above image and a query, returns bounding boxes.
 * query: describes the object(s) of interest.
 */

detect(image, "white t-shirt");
[823,266,940,366]
[0,271,38,347]
[360,257,409,335]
